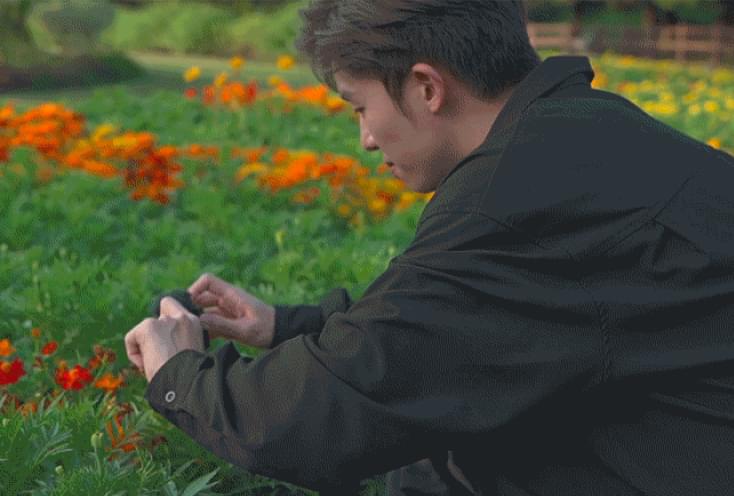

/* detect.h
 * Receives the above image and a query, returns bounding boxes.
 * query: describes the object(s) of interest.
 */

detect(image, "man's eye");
[353,107,364,115]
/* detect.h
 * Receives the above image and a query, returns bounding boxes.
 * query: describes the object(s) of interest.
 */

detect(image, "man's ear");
[410,63,447,114]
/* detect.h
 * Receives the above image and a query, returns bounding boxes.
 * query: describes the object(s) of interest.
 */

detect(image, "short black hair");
[295,0,541,116]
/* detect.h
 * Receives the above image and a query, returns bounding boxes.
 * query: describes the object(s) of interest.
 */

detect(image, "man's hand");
[125,297,205,382]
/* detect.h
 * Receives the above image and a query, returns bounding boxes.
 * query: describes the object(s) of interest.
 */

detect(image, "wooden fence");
[527,22,734,66]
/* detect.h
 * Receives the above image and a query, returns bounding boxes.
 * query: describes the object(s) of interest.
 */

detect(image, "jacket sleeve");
[269,288,353,349]
[143,210,605,492]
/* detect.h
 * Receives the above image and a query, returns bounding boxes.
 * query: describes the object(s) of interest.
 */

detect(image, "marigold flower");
[707,137,722,149]
[42,341,58,355]
[0,338,16,356]
[95,372,124,393]
[277,54,295,70]
[0,358,25,385]
[19,401,37,416]
[214,72,229,88]
[230,56,245,70]
[268,75,284,87]
[55,364,93,390]
[82,160,118,178]
[183,66,201,83]
[235,162,269,183]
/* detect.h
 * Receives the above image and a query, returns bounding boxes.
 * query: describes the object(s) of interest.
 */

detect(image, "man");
[125,1,734,494]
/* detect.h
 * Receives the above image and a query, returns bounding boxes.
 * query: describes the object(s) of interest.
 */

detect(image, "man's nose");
[361,126,379,152]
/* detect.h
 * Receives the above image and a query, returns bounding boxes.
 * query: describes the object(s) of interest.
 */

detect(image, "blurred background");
[1,0,733,95]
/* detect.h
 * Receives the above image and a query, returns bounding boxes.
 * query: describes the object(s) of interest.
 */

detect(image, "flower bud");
[55,465,64,475]
[91,432,103,450]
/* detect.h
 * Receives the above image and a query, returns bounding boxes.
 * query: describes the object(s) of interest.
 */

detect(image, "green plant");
[31,0,116,56]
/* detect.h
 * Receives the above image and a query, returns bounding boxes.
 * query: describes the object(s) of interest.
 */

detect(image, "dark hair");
[295,0,541,117]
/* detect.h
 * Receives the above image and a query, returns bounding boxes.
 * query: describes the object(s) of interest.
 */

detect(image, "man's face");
[334,68,458,193]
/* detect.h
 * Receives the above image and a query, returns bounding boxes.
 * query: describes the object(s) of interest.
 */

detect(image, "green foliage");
[101,0,309,58]
[31,0,116,56]
[101,3,232,55]
[0,70,419,493]
[664,0,722,24]
[526,0,575,23]
[224,1,306,58]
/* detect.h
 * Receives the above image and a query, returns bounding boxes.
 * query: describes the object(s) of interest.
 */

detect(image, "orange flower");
[82,160,118,178]
[55,364,93,390]
[0,338,16,356]
[184,87,198,99]
[105,416,142,458]
[0,358,25,385]
[299,85,328,105]
[95,372,124,393]
[31,327,42,338]
[0,105,15,127]
[19,401,37,416]
[41,341,58,355]
[35,165,55,183]
[271,148,290,165]
[231,146,268,163]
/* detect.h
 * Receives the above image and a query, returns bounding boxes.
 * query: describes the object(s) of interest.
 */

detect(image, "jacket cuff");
[269,288,353,349]
[144,348,209,413]
[271,304,323,348]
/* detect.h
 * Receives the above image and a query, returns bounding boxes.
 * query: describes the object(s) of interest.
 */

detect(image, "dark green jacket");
[145,56,734,495]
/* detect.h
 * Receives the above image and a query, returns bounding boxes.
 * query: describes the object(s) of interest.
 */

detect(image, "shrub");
[31,0,116,56]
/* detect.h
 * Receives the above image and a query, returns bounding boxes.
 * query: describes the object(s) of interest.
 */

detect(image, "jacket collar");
[485,55,596,146]
[433,56,596,191]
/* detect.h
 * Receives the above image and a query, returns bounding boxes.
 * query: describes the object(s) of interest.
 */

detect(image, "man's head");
[295,0,541,192]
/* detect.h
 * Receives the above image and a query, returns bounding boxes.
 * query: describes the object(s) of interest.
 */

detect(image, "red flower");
[184,87,198,99]
[55,364,93,390]
[41,341,58,355]
[0,358,26,385]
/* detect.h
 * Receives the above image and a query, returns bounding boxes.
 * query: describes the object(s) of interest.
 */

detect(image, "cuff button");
[165,391,176,403]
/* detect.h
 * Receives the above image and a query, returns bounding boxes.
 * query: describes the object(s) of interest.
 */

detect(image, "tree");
[0,0,46,67]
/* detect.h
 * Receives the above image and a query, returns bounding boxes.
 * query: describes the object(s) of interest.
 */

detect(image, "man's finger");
[193,290,219,308]
[160,296,192,319]
[188,272,226,298]
[124,327,144,371]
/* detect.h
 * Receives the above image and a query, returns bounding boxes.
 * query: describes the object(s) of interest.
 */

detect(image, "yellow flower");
[268,75,284,87]
[277,55,295,71]
[230,56,245,70]
[726,98,734,111]
[184,66,201,83]
[591,73,607,89]
[688,103,701,116]
[641,101,656,114]
[368,197,388,215]
[337,204,352,217]
[214,72,229,88]
[655,102,678,116]
[235,162,269,183]
[707,137,722,149]
[682,93,697,104]
[91,123,117,142]
[703,100,720,113]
